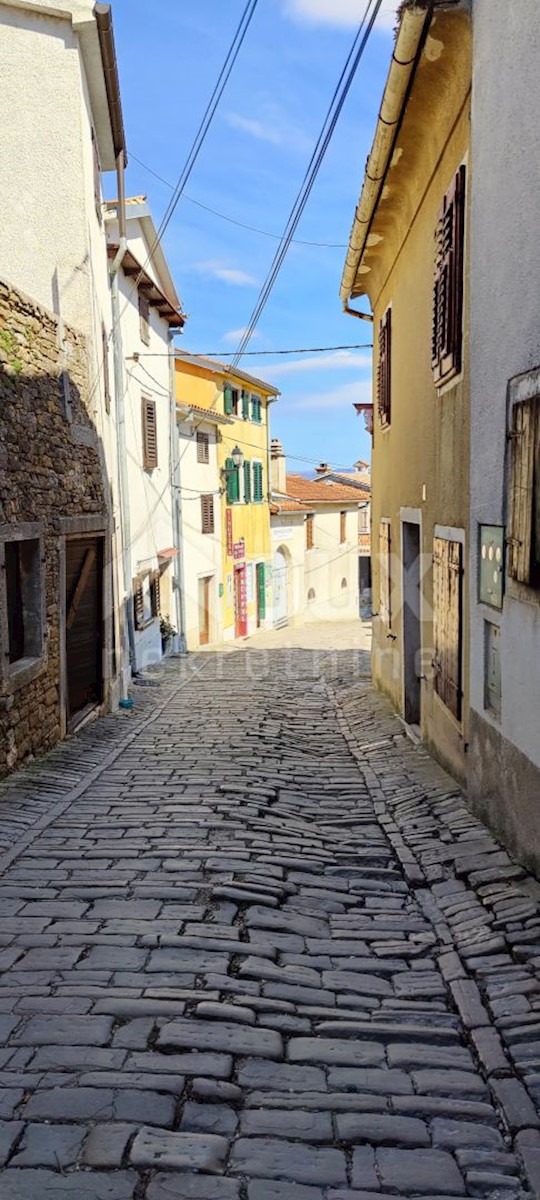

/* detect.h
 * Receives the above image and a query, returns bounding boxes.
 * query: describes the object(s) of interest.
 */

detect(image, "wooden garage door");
[65,536,104,722]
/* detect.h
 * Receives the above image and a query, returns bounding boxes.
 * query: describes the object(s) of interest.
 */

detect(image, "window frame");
[252,459,264,503]
[306,513,315,551]
[139,288,151,347]
[201,493,215,535]
[133,568,160,631]
[377,306,392,427]
[251,394,262,423]
[142,396,158,470]
[196,431,210,464]
[340,511,347,544]
[432,526,465,724]
[0,522,46,691]
[432,164,466,388]
[506,370,540,595]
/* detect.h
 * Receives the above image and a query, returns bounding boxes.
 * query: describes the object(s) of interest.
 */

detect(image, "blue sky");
[110,0,397,475]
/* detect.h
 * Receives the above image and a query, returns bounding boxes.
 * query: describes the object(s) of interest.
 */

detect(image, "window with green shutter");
[242,390,250,420]
[224,385,233,415]
[243,459,251,503]
[253,461,263,502]
[251,394,262,423]
[225,457,240,504]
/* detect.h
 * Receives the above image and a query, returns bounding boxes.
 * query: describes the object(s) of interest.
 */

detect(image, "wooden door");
[65,536,103,725]
[198,576,211,646]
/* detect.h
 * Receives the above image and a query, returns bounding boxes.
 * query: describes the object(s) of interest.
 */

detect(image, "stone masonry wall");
[0,279,108,775]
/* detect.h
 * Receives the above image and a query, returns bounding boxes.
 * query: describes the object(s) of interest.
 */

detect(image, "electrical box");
[479,525,504,609]
[484,621,501,716]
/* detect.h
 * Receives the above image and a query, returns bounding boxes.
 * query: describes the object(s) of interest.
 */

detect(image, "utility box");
[479,525,504,609]
[484,620,501,716]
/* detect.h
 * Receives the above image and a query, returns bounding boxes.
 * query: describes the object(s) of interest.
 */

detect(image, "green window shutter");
[224,385,233,415]
[225,457,235,503]
[233,465,240,503]
[242,390,250,420]
[253,462,263,502]
[257,564,266,619]
[244,459,251,503]
[252,395,261,422]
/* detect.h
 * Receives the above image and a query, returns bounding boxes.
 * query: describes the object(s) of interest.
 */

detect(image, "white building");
[469,0,540,872]
[175,403,233,651]
[103,197,185,674]
[270,441,361,627]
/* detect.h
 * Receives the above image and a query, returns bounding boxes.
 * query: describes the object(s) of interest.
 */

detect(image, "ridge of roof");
[284,474,363,504]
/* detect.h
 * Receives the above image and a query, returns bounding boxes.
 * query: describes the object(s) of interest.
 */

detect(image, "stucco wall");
[469,0,540,859]
[305,508,359,623]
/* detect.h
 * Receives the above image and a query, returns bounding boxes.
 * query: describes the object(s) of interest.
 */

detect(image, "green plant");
[160,614,177,640]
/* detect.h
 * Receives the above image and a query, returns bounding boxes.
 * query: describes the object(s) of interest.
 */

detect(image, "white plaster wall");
[470,0,540,764]
[271,516,306,624]
[305,507,359,622]
[177,418,222,651]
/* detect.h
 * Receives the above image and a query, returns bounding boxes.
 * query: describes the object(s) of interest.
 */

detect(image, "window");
[102,322,110,415]
[508,396,540,587]
[359,506,370,532]
[433,535,463,721]
[341,577,348,589]
[379,520,391,626]
[142,397,158,469]
[242,390,250,420]
[243,460,251,504]
[308,587,316,601]
[231,388,240,416]
[432,164,466,386]
[224,385,233,415]
[5,538,42,665]
[225,457,240,504]
[340,511,347,544]
[201,494,215,535]
[197,432,210,464]
[139,290,150,346]
[252,394,262,423]
[306,513,314,550]
[252,461,264,502]
[92,128,102,223]
[133,570,160,630]
[377,307,392,426]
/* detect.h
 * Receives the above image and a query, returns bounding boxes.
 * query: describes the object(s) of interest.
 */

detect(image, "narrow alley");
[0,624,539,1198]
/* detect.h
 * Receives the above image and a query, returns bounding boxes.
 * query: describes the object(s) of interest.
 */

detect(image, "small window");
[133,570,160,630]
[377,307,392,426]
[142,397,158,470]
[102,322,110,415]
[341,577,348,589]
[252,394,262,423]
[4,537,43,666]
[340,511,347,544]
[432,164,466,386]
[197,431,210,464]
[201,494,215,535]
[379,521,391,626]
[252,462,264,503]
[306,514,314,550]
[139,290,150,346]
[230,388,240,416]
[508,396,540,587]
[308,587,316,601]
[433,535,463,721]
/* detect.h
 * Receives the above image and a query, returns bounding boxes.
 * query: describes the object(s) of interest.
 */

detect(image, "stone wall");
[0,279,108,775]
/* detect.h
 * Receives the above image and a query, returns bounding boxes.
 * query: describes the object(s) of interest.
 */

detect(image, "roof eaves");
[175,353,280,398]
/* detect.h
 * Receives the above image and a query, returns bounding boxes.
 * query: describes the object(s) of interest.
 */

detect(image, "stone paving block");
[83,1123,135,1167]
[191,1078,243,1103]
[11,1122,85,1167]
[130,1127,228,1171]
[349,1146,379,1191]
[375,1147,466,1195]
[0,1121,24,1166]
[0,1171,138,1198]
[287,1038,385,1067]
[31,1045,127,1071]
[431,1117,504,1151]
[147,1175,241,1199]
[180,1101,238,1136]
[13,1015,113,1046]
[157,1018,283,1059]
[240,1108,332,1141]
[490,1075,540,1131]
[231,1137,347,1185]
[0,1091,24,1118]
[411,1069,489,1098]
[0,1016,20,1044]
[337,1112,430,1146]
[129,1051,232,1078]
[24,1087,115,1120]
[328,1067,413,1094]
[112,1018,155,1049]
[237,1059,326,1092]
[248,1185,324,1200]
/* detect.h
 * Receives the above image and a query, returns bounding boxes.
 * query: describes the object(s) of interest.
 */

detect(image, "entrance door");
[256,563,266,628]
[273,548,288,628]
[402,521,421,727]
[65,536,104,727]
[234,566,248,638]
[198,576,211,646]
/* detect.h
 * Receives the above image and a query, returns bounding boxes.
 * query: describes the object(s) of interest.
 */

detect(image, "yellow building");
[340,5,471,783]
[174,355,279,643]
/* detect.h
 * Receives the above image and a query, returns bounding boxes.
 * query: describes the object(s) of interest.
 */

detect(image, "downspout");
[265,395,279,505]
[109,150,137,683]
[169,337,187,654]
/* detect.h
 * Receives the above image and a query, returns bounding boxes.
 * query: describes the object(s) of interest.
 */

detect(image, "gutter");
[340,3,434,308]
[265,397,279,507]
[95,3,127,166]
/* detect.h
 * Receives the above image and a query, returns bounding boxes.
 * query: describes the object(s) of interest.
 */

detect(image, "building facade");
[340,4,472,783]
[175,356,278,643]
[468,0,540,871]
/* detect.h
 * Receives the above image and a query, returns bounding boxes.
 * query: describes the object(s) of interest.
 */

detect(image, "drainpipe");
[169,335,187,654]
[109,149,137,685]
[265,395,279,505]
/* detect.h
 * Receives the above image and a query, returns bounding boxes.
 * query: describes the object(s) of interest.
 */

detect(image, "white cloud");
[226,110,312,155]
[284,0,397,30]
[193,260,259,287]
[292,378,373,411]
[222,327,262,344]
[249,350,372,378]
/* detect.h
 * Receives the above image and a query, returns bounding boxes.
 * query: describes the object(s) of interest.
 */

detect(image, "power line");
[129,153,348,249]
[130,343,373,359]
[231,0,382,370]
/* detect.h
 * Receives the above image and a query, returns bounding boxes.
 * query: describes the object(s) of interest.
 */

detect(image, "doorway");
[65,536,104,728]
[273,547,289,628]
[198,576,212,646]
[402,520,421,727]
[256,563,266,628]
[234,565,248,638]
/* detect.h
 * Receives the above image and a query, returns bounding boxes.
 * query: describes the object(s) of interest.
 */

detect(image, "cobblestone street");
[0,622,540,1198]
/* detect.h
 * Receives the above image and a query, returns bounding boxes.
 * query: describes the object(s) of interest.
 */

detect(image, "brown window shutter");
[433,536,463,720]
[508,398,538,583]
[340,511,346,544]
[142,398,158,469]
[432,165,466,385]
[150,570,161,618]
[133,576,144,630]
[139,290,150,346]
[201,494,215,535]
[197,432,210,464]
[377,308,391,425]
[379,521,391,626]
[306,513,314,550]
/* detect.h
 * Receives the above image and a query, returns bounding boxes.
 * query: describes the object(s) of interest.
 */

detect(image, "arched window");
[341,578,348,589]
[307,588,316,601]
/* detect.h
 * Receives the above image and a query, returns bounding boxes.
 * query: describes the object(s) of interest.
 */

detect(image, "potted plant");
[160,614,177,656]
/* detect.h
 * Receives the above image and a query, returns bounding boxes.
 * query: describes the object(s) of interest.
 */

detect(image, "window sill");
[2,654,47,694]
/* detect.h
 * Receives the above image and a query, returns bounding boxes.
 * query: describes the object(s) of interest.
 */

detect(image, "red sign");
[233,538,245,561]
[234,565,248,637]
[226,509,233,557]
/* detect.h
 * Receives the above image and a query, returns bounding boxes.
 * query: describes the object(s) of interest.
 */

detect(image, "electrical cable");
[128,343,373,359]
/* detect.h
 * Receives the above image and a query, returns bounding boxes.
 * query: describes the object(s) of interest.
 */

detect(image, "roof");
[106,244,185,330]
[282,475,363,506]
[270,498,314,516]
[176,400,234,426]
[317,470,371,495]
[175,353,280,398]
[104,199,183,318]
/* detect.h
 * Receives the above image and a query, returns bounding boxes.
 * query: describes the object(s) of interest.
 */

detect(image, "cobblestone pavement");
[0,624,540,1198]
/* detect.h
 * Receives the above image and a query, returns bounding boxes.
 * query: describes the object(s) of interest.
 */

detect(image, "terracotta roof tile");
[284,474,363,504]
[271,498,314,515]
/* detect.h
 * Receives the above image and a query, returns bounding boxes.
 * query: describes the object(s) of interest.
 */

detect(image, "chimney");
[271,438,287,494]
[315,461,330,475]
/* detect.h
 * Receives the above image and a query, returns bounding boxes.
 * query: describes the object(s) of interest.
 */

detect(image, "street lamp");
[231,445,244,470]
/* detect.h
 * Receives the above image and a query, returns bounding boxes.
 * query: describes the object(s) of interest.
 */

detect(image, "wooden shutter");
[252,395,261,422]
[196,431,210,464]
[432,165,466,385]
[242,390,250,419]
[150,570,161,618]
[201,494,215,534]
[244,460,251,504]
[433,536,463,720]
[377,308,392,425]
[224,386,233,415]
[379,521,391,626]
[253,462,263,502]
[508,398,538,583]
[306,514,314,550]
[142,398,158,469]
[102,323,110,414]
[133,576,144,630]
[340,512,346,544]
